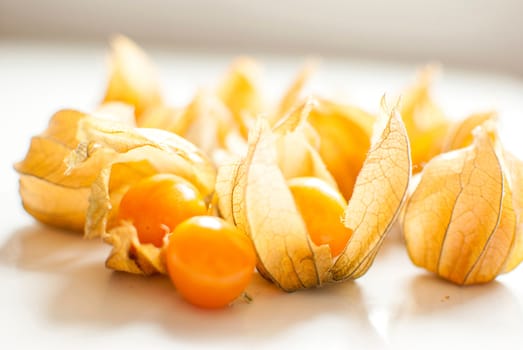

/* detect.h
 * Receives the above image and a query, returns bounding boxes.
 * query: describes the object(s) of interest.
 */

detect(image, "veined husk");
[102,35,163,120]
[216,98,411,291]
[14,105,135,231]
[403,122,523,285]
[66,117,216,274]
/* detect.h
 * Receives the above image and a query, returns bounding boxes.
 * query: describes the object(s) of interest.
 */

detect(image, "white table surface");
[2,40,523,349]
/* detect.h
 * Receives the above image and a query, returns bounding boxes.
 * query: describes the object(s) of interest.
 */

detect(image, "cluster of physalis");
[15,36,523,308]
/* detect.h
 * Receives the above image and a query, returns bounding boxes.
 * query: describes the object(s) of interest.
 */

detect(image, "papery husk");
[179,91,246,166]
[94,102,136,126]
[14,108,134,232]
[399,66,449,172]
[274,62,316,121]
[502,151,523,272]
[441,111,497,152]
[103,222,167,275]
[66,118,216,274]
[138,105,186,134]
[102,35,163,120]
[272,98,337,188]
[403,123,523,284]
[216,98,411,291]
[217,57,263,139]
[138,91,247,167]
[330,99,410,281]
[307,99,375,200]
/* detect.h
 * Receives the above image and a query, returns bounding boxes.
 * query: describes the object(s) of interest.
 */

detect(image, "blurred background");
[1,0,522,75]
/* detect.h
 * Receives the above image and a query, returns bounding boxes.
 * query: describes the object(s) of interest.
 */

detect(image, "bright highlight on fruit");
[166,216,256,309]
[117,174,207,247]
[288,177,352,257]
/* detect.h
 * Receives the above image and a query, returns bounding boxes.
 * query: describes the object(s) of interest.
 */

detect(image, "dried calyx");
[216,98,411,291]
[403,122,523,285]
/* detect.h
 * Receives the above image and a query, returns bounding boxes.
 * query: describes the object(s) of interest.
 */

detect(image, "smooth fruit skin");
[288,177,352,257]
[166,216,256,309]
[118,174,207,247]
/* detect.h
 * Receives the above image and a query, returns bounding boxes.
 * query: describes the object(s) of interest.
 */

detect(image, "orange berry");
[166,216,256,309]
[288,177,352,256]
[118,174,207,247]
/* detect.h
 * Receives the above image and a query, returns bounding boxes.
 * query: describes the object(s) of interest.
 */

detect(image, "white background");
[1,0,523,75]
